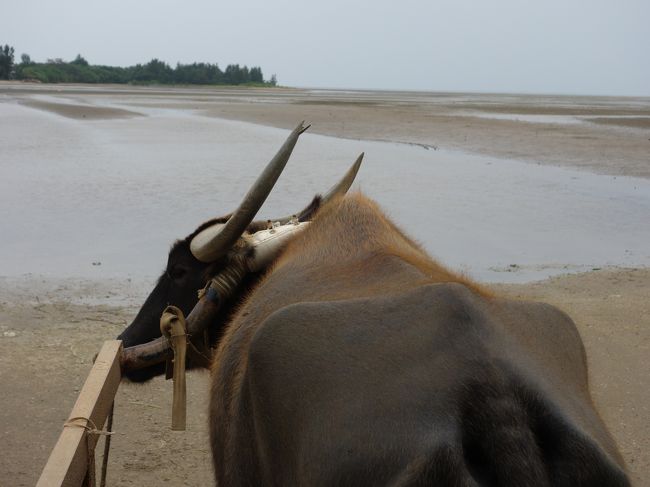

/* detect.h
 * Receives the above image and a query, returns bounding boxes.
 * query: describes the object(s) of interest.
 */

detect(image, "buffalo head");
[118,123,362,381]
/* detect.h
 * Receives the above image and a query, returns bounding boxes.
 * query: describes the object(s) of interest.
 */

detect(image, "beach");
[0,82,648,485]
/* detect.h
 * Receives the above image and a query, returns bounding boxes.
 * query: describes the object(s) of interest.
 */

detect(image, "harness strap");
[160,306,188,431]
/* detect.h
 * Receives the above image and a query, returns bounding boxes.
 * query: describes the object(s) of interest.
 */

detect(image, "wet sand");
[2,87,649,283]
[2,82,649,177]
[0,83,648,485]
[200,93,650,179]
[587,117,650,129]
[22,98,143,120]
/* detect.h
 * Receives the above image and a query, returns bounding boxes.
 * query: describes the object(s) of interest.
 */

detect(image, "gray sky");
[4,0,649,96]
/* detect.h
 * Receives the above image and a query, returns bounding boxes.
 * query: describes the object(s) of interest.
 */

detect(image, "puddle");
[462,111,585,125]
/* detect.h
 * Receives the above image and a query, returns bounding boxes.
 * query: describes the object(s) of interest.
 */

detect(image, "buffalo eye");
[168,266,187,280]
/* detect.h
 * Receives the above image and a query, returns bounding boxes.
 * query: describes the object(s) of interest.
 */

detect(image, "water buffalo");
[119,123,629,486]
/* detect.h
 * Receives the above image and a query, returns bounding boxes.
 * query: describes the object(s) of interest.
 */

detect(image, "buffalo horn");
[274,152,364,225]
[121,285,222,372]
[120,335,171,372]
[190,122,310,262]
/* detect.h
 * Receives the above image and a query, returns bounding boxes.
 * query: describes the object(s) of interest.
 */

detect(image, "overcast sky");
[4,0,649,96]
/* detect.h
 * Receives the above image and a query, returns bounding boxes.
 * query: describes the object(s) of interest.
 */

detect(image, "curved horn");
[275,152,364,225]
[320,152,363,206]
[191,122,310,262]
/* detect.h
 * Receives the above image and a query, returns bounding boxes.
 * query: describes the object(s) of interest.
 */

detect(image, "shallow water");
[462,111,585,125]
[1,98,649,285]
[463,110,650,128]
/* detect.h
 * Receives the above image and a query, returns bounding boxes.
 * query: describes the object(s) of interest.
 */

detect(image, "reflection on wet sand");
[1,85,649,283]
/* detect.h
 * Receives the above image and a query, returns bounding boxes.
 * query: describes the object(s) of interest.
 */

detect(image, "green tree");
[6,49,276,86]
[224,64,244,84]
[0,44,15,79]
[174,62,224,84]
[241,65,250,83]
[71,54,89,66]
[132,58,173,83]
[249,66,264,83]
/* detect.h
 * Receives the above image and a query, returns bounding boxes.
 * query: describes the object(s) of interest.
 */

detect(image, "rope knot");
[63,407,115,487]
[64,416,113,437]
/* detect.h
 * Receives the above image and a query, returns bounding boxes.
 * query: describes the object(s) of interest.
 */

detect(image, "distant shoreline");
[4,79,650,100]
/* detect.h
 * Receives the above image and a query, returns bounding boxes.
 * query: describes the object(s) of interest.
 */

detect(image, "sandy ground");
[1,269,647,486]
[0,83,648,485]
[0,278,214,486]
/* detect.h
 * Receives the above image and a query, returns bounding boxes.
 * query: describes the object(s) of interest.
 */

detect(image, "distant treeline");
[0,45,277,86]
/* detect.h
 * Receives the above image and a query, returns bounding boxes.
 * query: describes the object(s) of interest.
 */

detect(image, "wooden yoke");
[37,340,122,487]
[160,306,188,431]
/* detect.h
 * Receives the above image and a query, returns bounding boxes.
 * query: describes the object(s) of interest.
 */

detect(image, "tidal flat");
[1,83,648,485]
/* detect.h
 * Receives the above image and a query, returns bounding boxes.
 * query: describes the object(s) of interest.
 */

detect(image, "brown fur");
[208,193,627,486]
[213,194,488,397]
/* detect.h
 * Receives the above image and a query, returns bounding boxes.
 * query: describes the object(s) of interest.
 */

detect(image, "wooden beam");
[37,340,123,487]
